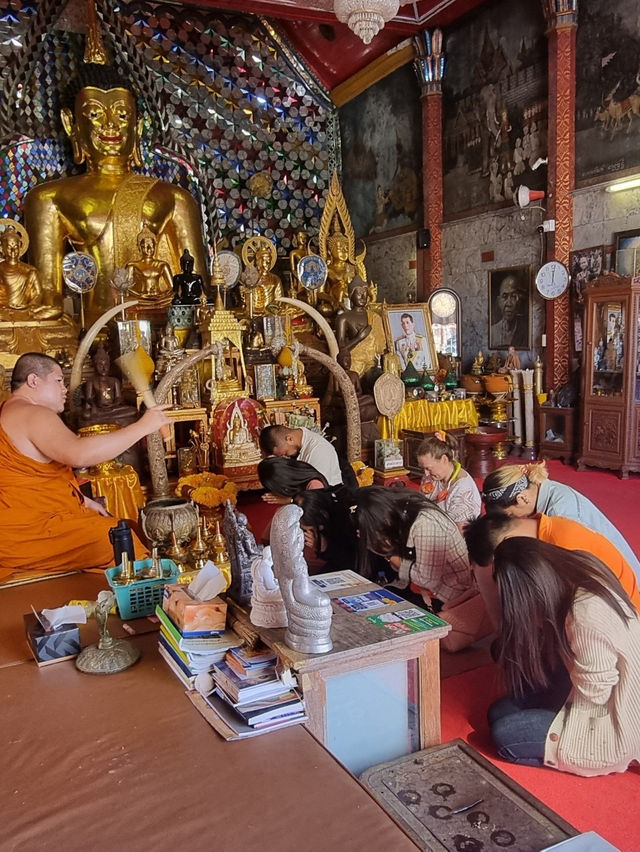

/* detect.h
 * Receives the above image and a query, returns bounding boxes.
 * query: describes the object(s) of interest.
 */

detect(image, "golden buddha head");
[137,226,157,257]
[0,226,23,261]
[293,230,308,249]
[255,245,274,274]
[327,232,349,262]
[61,64,143,169]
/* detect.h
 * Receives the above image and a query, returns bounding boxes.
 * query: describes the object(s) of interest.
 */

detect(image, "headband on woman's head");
[434,430,447,443]
[482,474,529,503]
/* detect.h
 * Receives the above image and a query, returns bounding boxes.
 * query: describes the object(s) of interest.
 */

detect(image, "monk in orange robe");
[0,352,169,582]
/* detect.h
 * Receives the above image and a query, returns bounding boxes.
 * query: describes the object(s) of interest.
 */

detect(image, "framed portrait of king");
[383,304,438,374]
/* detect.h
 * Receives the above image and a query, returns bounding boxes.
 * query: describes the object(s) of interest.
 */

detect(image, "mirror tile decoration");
[0,0,336,254]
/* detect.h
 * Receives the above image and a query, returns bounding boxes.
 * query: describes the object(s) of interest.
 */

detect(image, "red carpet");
[241,461,640,849]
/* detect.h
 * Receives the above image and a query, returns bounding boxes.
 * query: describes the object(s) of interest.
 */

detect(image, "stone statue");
[334,276,386,379]
[172,249,204,305]
[223,500,260,605]
[0,224,60,319]
[24,59,206,324]
[249,546,288,628]
[270,504,333,654]
[125,226,173,306]
[240,238,283,315]
[82,343,137,424]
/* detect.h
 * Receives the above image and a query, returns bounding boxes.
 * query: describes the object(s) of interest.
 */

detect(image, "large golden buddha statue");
[24,53,206,324]
[326,231,356,311]
[125,227,173,307]
[0,224,60,319]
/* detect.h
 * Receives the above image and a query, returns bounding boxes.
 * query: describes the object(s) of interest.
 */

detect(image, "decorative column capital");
[413,29,445,96]
[542,0,577,30]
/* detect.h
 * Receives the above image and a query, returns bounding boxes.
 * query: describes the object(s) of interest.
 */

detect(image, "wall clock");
[535,261,569,299]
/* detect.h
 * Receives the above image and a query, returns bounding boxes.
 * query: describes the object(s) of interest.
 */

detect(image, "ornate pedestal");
[0,316,78,365]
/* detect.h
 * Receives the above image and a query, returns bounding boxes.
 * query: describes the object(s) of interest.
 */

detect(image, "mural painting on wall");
[442,0,547,219]
[575,0,640,185]
[339,64,422,240]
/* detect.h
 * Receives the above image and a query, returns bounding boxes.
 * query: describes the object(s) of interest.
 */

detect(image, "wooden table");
[236,576,451,775]
[0,574,419,852]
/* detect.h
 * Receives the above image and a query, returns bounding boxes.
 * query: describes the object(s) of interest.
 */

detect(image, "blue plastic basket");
[105,559,179,619]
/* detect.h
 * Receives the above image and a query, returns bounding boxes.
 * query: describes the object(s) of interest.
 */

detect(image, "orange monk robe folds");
[0,424,146,581]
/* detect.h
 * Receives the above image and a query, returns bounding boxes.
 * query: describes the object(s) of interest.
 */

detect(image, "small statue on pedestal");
[125,227,173,307]
[223,501,260,605]
[0,223,60,319]
[76,590,140,674]
[250,546,288,628]
[172,249,204,305]
[82,344,137,424]
[471,350,485,375]
[270,504,332,654]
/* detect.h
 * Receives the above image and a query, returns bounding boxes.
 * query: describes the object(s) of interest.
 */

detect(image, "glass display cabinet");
[577,273,640,478]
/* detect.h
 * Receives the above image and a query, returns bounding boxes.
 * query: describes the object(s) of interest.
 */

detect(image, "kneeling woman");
[489,538,640,776]
[353,486,492,652]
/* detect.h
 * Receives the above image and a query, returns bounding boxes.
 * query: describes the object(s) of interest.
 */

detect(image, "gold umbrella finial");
[84,0,108,65]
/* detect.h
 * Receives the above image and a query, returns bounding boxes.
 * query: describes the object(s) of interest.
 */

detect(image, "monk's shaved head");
[11,352,60,392]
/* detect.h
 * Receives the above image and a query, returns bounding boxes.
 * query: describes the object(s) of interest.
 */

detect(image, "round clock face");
[535,261,570,299]
[430,291,457,318]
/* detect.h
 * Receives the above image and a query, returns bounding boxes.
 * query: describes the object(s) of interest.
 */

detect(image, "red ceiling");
[189,0,488,91]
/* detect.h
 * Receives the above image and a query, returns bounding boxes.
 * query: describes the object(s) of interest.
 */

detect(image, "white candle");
[510,369,523,446]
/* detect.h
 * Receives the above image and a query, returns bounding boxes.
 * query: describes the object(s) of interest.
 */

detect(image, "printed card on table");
[334,589,406,613]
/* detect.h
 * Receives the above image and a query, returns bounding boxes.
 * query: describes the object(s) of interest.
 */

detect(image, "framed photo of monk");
[383,304,438,374]
[488,266,532,350]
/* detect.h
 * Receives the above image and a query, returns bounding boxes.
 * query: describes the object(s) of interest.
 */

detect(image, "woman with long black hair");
[352,486,491,652]
[489,537,640,776]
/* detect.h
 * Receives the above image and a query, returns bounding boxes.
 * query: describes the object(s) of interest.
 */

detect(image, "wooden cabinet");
[577,273,640,478]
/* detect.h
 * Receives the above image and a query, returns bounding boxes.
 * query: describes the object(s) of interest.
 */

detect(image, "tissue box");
[162,584,227,636]
[24,612,81,666]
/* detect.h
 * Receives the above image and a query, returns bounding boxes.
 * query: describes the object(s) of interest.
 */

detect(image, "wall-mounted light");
[605,176,640,193]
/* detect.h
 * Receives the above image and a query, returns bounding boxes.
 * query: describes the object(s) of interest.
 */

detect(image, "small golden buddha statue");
[288,229,310,295]
[326,231,356,312]
[0,224,60,319]
[156,322,185,379]
[239,237,283,316]
[125,226,173,306]
[23,35,206,323]
[222,402,261,466]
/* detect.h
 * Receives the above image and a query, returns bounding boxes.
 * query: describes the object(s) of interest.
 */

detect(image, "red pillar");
[544,9,576,389]
[419,87,443,301]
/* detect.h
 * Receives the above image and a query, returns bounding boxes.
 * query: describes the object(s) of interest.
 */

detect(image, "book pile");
[201,645,307,739]
[155,604,242,689]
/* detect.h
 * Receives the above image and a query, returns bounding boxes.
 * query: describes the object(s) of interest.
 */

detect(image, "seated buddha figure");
[240,238,283,316]
[223,402,261,466]
[82,343,137,424]
[0,225,60,319]
[23,61,206,324]
[325,231,356,312]
[172,249,204,305]
[125,226,173,307]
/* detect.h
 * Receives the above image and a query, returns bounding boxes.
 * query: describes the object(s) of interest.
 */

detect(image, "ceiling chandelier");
[334,0,400,45]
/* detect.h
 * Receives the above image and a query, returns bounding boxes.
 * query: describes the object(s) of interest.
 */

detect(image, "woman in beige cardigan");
[489,538,640,776]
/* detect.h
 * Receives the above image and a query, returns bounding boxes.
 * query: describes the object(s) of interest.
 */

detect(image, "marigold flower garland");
[175,472,238,508]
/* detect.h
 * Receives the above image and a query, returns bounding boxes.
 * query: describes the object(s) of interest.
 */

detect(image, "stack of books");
[202,647,307,739]
[155,604,242,689]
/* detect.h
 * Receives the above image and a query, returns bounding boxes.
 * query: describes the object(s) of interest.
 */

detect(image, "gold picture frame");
[383,303,438,374]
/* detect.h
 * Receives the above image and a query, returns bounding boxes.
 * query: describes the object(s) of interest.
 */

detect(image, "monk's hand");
[83,495,110,517]
[261,493,290,505]
[140,404,172,438]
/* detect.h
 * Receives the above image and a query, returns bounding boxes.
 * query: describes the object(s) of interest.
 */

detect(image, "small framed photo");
[383,304,437,374]
[570,246,604,303]
[614,230,640,277]
[488,265,532,350]
[254,363,276,400]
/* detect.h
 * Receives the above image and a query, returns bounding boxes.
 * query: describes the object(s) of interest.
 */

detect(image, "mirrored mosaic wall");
[0,0,336,255]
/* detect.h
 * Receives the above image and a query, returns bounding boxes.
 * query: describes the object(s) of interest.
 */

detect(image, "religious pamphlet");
[366,607,448,636]
[334,589,406,613]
